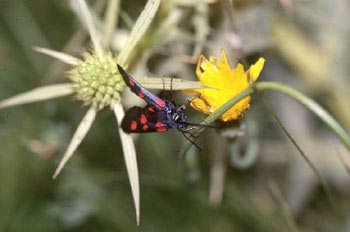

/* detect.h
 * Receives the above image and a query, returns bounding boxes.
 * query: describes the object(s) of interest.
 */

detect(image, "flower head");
[186,49,265,121]
[69,51,124,110]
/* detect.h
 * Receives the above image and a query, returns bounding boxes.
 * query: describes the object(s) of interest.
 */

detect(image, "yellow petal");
[248,58,265,83]
[190,97,213,115]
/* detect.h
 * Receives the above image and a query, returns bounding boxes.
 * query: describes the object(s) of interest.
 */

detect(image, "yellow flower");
[186,49,265,121]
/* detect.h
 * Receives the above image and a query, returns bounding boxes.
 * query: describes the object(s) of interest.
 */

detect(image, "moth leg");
[179,128,202,151]
[170,76,173,98]
[177,95,193,112]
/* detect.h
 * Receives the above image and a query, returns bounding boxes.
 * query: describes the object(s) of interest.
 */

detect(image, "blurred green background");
[0,0,349,231]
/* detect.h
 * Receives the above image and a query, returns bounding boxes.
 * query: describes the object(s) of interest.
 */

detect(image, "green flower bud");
[69,51,125,110]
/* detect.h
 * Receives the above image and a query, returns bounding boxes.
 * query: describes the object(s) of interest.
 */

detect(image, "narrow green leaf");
[269,182,300,232]
[262,96,343,223]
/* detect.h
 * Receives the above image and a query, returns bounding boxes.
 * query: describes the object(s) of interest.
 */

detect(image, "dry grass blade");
[0,84,74,110]
[112,101,140,225]
[74,0,103,57]
[117,0,161,67]
[53,106,97,179]
[138,78,208,90]
[33,46,79,65]
[103,0,120,46]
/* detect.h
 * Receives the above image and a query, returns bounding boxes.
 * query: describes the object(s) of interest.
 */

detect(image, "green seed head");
[69,51,125,110]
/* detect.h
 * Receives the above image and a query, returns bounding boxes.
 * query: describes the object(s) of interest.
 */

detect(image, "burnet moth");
[117,64,213,149]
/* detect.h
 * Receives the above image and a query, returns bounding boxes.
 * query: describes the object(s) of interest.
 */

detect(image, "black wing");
[121,105,169,133]
[117,64,166,110]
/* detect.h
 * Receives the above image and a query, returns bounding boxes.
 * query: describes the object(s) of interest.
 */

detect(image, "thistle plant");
[0,0,203,225]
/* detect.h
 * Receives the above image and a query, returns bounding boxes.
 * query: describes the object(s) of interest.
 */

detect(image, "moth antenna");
[161,77,166,98]
[170,76,174,100]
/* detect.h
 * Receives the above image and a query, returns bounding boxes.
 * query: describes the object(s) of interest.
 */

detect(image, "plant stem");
[180,81,350,154]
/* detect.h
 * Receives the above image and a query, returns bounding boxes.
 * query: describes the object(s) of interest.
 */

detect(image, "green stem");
[180,87,254,155]
[254,82,350,150]
[180,81,350,154]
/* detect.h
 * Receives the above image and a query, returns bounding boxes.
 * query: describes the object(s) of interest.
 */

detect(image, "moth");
[117,65,212,148]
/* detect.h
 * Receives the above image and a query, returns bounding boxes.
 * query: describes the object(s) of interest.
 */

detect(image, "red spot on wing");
[148,106,155,112]
[155,122,166,132]
[142,124,149,131]
[130,120,137,131]
[155,121,165,128]
[129,79,135,86]
[155,97,166,108]
[140,114,147,124]
[138,90,145,99]
[156,127,167,132]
